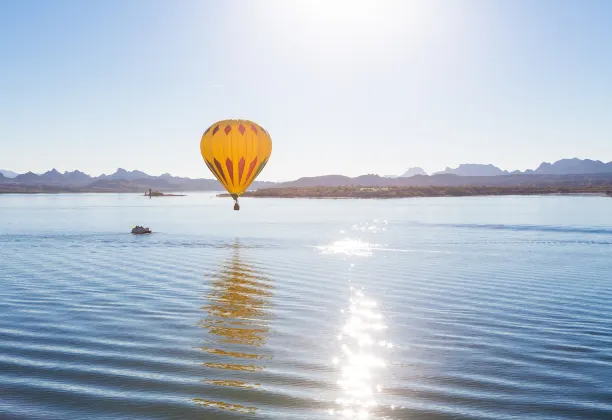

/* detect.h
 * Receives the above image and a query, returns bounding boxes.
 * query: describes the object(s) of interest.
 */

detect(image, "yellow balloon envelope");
[200,119,272,210]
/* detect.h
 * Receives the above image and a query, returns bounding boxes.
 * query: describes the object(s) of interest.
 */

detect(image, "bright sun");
[293,0,382,23]
[288,0,412,32]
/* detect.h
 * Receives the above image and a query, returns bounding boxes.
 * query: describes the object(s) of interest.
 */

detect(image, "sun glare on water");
[318,220,395,417]
[317,220,389,256]
[329,288,393,418]
[317,239,384,257]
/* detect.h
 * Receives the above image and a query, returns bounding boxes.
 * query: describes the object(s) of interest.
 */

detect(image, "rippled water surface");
[1,193,612,419]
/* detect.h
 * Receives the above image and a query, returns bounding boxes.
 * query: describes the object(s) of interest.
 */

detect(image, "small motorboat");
[131,226,152,234]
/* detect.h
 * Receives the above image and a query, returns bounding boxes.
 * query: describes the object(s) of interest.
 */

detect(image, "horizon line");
[2,156,612,182]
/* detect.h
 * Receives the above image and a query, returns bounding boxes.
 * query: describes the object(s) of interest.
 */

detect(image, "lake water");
[1,193,612,420]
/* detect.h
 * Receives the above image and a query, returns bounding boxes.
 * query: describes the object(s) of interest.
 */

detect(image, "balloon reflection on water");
[194,241,274,414]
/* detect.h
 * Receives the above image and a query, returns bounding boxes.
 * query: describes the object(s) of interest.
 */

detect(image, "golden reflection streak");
[201,348,264,360]
[331,288,392,419]
[203,380,261,389]
[203,362,264,372]
[193,240,274,413]
[193,399,257,414]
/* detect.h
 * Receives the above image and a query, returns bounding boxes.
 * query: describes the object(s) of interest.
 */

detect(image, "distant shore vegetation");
[218,185,612,199]
[2,184,612,198]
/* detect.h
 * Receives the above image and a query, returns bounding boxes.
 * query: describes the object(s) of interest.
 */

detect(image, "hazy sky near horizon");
[1,0,611,180]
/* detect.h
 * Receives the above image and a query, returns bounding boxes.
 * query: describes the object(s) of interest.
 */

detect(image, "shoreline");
[0,188,201,195]
[217,186,612,199]
[2,185,612,198]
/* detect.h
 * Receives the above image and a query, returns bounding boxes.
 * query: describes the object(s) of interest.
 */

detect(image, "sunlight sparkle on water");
[352,221,388,234]
[331,288,392,418]
[317,239,384,257]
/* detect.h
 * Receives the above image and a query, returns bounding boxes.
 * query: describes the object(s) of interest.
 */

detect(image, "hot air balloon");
[200,119,272,211]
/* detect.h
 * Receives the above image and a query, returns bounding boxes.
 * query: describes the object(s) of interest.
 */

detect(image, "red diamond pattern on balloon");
[224,125,231,135]
[250,124,258,134]
[212,125,220,136]
[238,124,245,135]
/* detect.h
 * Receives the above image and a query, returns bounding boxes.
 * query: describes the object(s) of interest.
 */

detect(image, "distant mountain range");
[398,158,612,177]
[432,164,508,177]
[0,169,19,178]
[3,158,612,192]
[0,168,276,192]
[401,167,428,177]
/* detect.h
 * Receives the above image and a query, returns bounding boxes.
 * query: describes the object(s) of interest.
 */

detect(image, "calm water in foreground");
[1,193,612,420]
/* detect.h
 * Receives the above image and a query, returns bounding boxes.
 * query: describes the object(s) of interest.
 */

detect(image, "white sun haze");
[291,0,389,26]
[266,0,437,48]
[246,0,439,57]
[3,1,612,179]
[227,0,469,179]
[157,1,485,179]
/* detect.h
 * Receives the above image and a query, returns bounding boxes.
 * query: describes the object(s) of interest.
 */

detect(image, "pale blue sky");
[1,0,611,180]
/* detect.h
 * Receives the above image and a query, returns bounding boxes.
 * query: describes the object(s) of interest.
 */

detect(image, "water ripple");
[1,195,612,419]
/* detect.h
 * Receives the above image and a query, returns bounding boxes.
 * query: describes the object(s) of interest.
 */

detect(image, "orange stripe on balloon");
[205,160,216,177]
[238,157,245,183]
[214,158,228,184]
[253,158,268,180]
[245,156,258,183]
[225,158,234,185]
[206,160,222,183]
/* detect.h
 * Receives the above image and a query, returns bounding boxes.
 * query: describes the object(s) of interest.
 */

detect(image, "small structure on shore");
[145,188,163,197]
[144,189,185,197]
